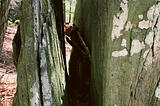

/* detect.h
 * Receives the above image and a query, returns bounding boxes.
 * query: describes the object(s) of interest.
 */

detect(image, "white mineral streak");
[145,31,154,47]
[112,49,128,57]
[39,33,52,105]
[143,49,152,66]
[30,83,39,106]
[41,71,52,106]
[155,81,160,99]
[42,38,47,46]
[125,21,133,31]
[121,39,127,47]
[145,2,160,55]
[40,50,46,67]
[111,1,128,40]
[154,29,160,53]
[138,14,143,19]
[131,40,145,56]
[154,16,160,53]
[143,49,150,59]
[147,5,155,21]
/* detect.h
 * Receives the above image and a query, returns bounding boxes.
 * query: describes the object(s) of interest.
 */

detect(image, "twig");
[77,32,91,62]
[66,36,87,57]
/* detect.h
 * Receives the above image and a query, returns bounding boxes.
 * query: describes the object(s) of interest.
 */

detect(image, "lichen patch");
[147,5,155,21]
[40,45,46,67]
[131,40,145,56]
[30,82,39,106]
[121,39,127,47]
[112,49,128,57]
[145,31,154,47]
[138,20,151,29]
[138,14,143,19]
[111,1,128,40]
[125,21,133,31]
[112,2,160,59]
[138,3,160,30]
[41,71,53,105]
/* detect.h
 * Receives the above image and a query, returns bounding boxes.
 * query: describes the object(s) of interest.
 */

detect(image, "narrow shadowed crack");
[143,30,148,45]
[127,19,134,56]
[128,29,132,56]
[38,46,44,106]
[133,49,151,100]
[152,15,159,57]
[37,24,44,106]
[128,85,133,106]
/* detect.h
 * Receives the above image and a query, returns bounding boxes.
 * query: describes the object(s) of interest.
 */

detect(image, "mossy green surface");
[75,0,160,106]
[13,0,68,105]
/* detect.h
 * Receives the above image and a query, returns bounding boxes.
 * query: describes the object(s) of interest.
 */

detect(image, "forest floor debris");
[0,25,17,106]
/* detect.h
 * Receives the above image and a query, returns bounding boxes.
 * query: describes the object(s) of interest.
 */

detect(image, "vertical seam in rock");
[38,25,44,106]
[129,29,132,56]
[152,15,159,57]
[133,49,151,101]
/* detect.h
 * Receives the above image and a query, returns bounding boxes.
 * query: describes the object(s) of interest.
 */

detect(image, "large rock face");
[74,0,160,106]
[12,0,68,106]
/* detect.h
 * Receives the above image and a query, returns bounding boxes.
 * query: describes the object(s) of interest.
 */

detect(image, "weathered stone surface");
[74,0,160,106]
[12,0,68,106]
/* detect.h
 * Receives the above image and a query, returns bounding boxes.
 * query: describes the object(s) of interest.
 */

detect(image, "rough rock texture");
[74,0,160,106]
[12,0,68,106]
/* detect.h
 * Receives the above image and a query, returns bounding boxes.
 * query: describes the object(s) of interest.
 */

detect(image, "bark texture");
[0,0,11,55]
[74,0,160,105]
[12,0,68,106]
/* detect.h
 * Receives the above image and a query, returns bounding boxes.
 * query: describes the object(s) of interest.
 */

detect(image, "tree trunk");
[12,0,68,106]
[0,0,11,55]
[74,0,160,105]
[69,0,72,23]
[63,0,66,22]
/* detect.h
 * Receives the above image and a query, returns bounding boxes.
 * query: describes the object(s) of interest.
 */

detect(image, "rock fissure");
[152,15,159,57]
[133,49,151,101]
[37,23,44,106]
[128,24,133,56]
